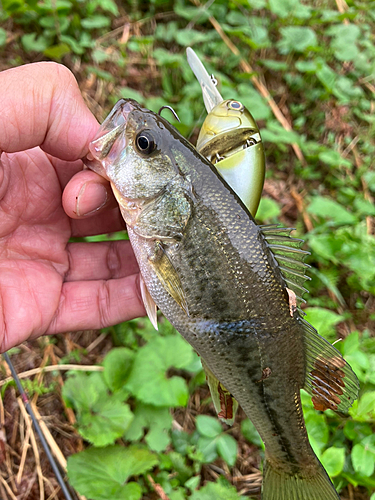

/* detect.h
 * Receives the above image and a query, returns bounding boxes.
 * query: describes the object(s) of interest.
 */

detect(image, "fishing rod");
[2,352,74,500]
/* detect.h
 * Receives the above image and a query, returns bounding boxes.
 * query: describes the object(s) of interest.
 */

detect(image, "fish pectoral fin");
[140,275,158,330]
[202,360,238,425]
[300,317,359,413]
[134,188,191,240]
[149,242,189,315]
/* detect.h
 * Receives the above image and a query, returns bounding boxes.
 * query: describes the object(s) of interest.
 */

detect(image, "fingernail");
[76,181,108,217]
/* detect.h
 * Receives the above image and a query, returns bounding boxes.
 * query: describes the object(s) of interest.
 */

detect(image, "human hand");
[0,62,145,353]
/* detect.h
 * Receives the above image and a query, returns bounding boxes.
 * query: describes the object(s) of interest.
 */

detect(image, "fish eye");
[135,131,156,155]
[227,100,244,111]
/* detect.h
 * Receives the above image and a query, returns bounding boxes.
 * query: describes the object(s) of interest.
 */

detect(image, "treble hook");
[158,105,181,122]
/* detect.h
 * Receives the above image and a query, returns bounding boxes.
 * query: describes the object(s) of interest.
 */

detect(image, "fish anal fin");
[140,275,158,330]
[149,241,189,315]
[202,360,238,425]
[300,317,359,413]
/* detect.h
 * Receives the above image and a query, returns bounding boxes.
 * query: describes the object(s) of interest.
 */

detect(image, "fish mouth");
[83,99,136,178]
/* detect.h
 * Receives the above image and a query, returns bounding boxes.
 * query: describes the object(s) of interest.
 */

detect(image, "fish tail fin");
[262,458,340,500]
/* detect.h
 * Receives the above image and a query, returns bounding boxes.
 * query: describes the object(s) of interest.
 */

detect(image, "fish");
[84,98,359,500]
[187,47,265,217]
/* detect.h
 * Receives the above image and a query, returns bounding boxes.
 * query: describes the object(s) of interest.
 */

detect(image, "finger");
[62,169,117,218]
[70,207,125,238]
[65,241,139,281]
[0,62,98,161]
[46,156,85,190]
[46,274,146,335]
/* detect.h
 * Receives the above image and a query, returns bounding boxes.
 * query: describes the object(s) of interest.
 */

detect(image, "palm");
[0,148,144,352]
[1,149,70,348]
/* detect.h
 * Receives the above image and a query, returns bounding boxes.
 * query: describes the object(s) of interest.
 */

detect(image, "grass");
[0,0,374,499]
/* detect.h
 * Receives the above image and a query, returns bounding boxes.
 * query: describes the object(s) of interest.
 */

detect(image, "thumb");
[0,62,99,161]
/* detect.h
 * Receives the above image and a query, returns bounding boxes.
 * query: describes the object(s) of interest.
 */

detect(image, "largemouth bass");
[85,99,359,500]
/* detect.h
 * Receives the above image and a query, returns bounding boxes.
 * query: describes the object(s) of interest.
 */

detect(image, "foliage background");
[0,0,374,499]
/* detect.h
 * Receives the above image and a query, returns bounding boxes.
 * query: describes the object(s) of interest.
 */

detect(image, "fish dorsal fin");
[299,317,359,413]
[201,359,238,425]
[148,241,189,316]
[140,275,158,331]
[260,224,311,308]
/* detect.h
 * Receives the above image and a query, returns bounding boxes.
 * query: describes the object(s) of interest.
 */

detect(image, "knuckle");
[97,281,111,328]
[106,242,122,278]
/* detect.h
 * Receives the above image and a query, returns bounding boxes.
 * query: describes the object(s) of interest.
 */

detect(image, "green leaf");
[255,197,281,222]
[0,28,7,47]
[63,372,105,412]
[117,87,145,104]
[328,24,360,61]
[295,60,317,73]
[196,436,219,463]
[60,34,85,54]
[304,308,344,341]
[308,234,341,263]
[44,43,71,61]
[99,0,119,15]
[175,29,215,46]
[352,443,375,477]
[249,0,266,7]
[350,392,375,421]
[318,150,352,168]
[125,335,193,407]
[62,372,133,446]
[67,445,158,500]
[321,447,345,477]
[343,332,360,356]
[173,3,211,22]
[189,480,242,500]
[81,15,111,29]
[262,59,289,71]
[185,475,201,490]
[79,398,133,447]
[354,198,375,217]
[315,62,337,93]
[125,403,172,452]
[364,171,375,192]
[236,84,271,120]
[171,430,191,455]
[269,0,298,18]
[103,347,135,392]
[169,451,193,484]
[195,415,222,438]
[277,27,317,54]
[21,33,49,52]
[262,122,301,144]
[86,66,114,81]
[216,434,238,466]
[2,0,23,13]
[307,196,357,225]
[305,412,329,455]
[241,419,263,448]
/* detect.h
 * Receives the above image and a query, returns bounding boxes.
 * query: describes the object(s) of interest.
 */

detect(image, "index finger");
[0,62,99,161]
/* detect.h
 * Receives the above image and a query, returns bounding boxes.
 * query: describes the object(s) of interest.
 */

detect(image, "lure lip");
[186,47,223,112]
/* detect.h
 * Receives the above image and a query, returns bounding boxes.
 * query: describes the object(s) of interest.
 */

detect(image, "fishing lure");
[186,47,265,217]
